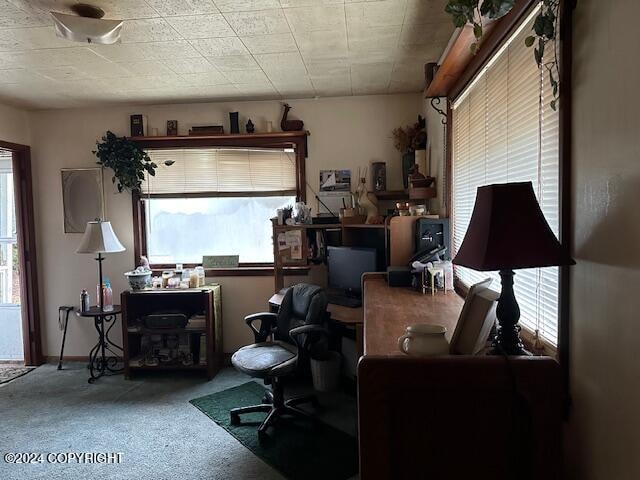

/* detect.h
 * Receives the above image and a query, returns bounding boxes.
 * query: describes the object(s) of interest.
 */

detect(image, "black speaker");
[387,266,412,287]
[415,218,451,259]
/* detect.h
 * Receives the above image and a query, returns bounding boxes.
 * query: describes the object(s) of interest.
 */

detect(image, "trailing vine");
[93,131,174,193]
[445,0,560,110]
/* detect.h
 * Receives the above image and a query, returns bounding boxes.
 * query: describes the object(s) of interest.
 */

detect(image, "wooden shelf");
[343,223,387,229]
[128,131,307,142]
[273,223,341,230]
[373,190,409,200]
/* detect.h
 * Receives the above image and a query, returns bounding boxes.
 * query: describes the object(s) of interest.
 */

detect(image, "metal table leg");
[57,306,73,371]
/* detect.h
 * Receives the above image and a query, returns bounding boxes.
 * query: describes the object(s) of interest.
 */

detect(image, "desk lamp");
[452,182,574,355]
[76,220,125,310]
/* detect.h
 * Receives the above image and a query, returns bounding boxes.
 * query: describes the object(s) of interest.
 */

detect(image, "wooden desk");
[362,274,464,356]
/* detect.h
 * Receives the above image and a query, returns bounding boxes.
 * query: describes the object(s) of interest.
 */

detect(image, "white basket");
[310,351,342,392]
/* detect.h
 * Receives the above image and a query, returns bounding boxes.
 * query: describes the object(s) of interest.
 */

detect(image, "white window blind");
[451,6,560,345]
[142,148,297,195]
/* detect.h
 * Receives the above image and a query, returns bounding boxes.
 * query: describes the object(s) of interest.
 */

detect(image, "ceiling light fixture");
[51,3,122,45]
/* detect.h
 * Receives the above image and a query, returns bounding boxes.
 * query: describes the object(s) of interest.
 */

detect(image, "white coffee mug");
[398,324,449,356]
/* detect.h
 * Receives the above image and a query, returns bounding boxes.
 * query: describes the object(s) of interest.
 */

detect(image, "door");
[0,149,20,361]
[0,141,41,366]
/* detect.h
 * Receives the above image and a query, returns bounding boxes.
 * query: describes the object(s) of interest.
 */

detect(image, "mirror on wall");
[61,168,104,233]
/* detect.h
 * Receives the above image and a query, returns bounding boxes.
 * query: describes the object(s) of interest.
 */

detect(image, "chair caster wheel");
[230,412,240,425]
[262,394,272,404]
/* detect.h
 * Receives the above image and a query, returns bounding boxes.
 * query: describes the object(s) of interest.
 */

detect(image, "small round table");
[75,305,123,383]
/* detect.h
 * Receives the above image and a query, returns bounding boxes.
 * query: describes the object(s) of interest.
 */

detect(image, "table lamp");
[452,182,574,355]
[76,220,125,310]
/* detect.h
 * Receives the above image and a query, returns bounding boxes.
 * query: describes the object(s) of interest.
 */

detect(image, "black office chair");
[230,283,329,438]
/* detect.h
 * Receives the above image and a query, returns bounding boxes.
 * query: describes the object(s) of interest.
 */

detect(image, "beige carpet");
[0,365,33,384]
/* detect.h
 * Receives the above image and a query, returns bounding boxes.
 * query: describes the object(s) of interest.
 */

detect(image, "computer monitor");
[327,246,377,296]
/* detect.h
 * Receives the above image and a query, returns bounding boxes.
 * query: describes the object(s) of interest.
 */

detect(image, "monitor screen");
[327,246,377,294]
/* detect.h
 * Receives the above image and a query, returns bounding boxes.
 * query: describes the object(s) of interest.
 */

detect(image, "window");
[451,6,560,345]
[139,147,298,265]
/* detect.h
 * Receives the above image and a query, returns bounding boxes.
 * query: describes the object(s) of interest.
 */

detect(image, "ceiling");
[0,0,454,110]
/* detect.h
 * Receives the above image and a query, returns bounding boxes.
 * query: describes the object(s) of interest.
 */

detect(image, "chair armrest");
[289,324,329,352]
[245,312,278,343]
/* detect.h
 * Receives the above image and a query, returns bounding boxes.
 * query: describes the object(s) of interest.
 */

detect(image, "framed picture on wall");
[61,168,105,233]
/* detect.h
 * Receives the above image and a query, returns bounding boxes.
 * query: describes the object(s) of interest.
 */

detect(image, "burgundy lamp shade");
[453,182,574,271]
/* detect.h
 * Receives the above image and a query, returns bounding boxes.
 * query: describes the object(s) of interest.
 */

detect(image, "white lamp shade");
[76,221,125,254]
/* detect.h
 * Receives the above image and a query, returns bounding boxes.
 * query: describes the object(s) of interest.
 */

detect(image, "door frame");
[0,139,42,365]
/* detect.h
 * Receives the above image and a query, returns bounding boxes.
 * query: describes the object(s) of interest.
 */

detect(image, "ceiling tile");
[234,83,278,96]
[345,0,407,28]
[241,33,297,54]
[224,9,290,36]
[181,71,230,86]
[2,47,105,68]
[0,26,72,52]
[280,0,344,7]
[35,65,90,82]
[206,55,260,71]
[121,18,182,43]
[222,69,270,84]
[0,68,43,84]
[295,29,348,60]
[255,51,306,71]
[145,0,219,16]
[400,22,453,46]
[305,59,349,77]
[190,37,249,56]
[405,0,451,25]
[0,1,50,28]
[214,0,281,12]
[283,5,346,33]
[94,40,201,62]
[165,14,235,39]
[73,60,133,79]
[163,57,220,74]
[351,62,392,88]
[117,60,176,76]
[71,0,160,19]
[348,24,400,51]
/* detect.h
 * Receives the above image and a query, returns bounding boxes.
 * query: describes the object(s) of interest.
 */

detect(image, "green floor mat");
[190,381,358,480]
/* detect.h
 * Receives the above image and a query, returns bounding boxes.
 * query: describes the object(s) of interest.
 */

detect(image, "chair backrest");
[275,283,328,343]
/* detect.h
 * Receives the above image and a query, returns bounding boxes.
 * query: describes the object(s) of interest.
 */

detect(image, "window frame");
[130,132,308,275]
[441,0,572,373]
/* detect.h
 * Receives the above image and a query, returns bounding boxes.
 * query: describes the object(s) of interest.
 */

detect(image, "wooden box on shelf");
[409,184,437,200]
[121,286,222,380]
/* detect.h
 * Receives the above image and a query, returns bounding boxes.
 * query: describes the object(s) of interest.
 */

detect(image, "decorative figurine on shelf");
[246,119,255,133]
[166,120,178,136]
[409,164,435,188]
[371,162,386,192]
[281,103,304,131]
[355,167,383,224]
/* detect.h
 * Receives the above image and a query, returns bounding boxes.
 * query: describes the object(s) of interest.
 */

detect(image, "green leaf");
[550,100,557,111]
[473,23,483,39]
[470,42,478,54]
[525,36,535,47]
[480,0,515,20]
[164,160,175,166]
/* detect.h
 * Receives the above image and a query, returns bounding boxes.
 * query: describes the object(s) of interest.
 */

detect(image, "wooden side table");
[75,305,123,383]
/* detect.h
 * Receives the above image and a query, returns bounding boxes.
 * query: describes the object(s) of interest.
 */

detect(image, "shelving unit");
[121,286,222,380]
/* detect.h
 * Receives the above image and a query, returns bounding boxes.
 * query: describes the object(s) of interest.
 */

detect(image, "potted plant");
[392,115,427,189]
[93,131,173,193]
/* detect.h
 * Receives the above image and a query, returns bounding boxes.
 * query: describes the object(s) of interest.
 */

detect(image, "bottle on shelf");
[104,278,113,312]
[81,289,90,312]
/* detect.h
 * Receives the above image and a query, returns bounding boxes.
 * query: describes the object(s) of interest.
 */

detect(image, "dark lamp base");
[488,269,531,356]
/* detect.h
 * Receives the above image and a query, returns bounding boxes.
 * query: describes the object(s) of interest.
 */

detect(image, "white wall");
[566,1,640,478]
[27,93,422,357]
[0,102,30,146]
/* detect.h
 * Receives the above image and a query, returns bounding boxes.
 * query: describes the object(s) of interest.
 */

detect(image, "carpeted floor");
[0,362,358,480]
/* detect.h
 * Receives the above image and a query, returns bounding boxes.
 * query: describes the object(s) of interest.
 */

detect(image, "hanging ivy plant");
[445,0,560,110]
[93,131,174,193]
